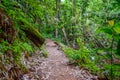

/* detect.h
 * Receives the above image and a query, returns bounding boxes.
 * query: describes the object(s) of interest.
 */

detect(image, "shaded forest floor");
[23,39,98,80]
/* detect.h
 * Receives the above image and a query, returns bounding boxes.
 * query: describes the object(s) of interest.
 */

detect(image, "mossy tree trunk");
[21,27,45,47]
[0,8,45,79]
[0,8,45,47]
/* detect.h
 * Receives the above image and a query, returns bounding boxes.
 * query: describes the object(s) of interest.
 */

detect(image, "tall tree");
[55,0,60,38]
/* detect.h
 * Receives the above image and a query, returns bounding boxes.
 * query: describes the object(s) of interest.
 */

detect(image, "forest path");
[39,39,97,80]
[40,39,77,80]
[23,39,97,80]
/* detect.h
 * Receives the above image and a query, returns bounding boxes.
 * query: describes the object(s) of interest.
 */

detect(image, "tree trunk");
[55,0,60,38]
[0,8,45,47]
[72,0,76,45]
[62,27,69,46]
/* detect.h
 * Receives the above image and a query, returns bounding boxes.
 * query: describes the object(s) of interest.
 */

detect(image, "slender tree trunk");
[72,0,76,45]
[55,0,60,38]
[45,11,48,34]
[81,0,89,44]
[55,28,58,38]
[62,27,69,46]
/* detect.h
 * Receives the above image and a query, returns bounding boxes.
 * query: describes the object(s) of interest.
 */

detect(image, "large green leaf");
[99,28,113,35]
[114,26,120,34]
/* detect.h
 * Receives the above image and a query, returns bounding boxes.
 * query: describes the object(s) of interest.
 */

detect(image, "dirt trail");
[23,39,97,80]
[40,39,77,80]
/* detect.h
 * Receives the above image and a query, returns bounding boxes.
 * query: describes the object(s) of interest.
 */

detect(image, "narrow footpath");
[23,39,97,80]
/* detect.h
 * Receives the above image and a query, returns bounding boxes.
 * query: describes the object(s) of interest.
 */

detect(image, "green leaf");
[100,28,113,35]
[114,26,120,34]
[22,43,33,52]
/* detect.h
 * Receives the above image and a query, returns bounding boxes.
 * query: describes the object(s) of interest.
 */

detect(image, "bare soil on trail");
[23,39,98,80]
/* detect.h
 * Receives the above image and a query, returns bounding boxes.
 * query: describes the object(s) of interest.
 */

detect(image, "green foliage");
[99,28,113,35]
[0,0,120,79]
[114,22,120,34]
[21,42,33,52]
[60,42,100,73]
[103,64,120,79]
[0,39,33,62]
[40,44,48,58]
[0,40,9,53]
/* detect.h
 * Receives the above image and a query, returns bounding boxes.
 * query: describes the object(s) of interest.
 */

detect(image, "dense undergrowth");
[0,0,46,79]
[60,42,100,74]
[59,38,120,79]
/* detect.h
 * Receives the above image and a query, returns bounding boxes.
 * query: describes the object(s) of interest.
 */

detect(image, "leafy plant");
[60,41,100,73]
[40,44,48,58]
